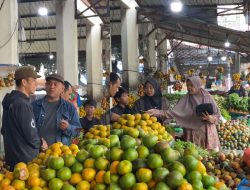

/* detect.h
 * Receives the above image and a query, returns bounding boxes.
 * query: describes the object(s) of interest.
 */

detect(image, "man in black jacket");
[1,66,48,170]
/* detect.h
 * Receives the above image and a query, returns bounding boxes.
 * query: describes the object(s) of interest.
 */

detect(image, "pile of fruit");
[112,113,173,142]
[217,120,250,150]
[203,151,250,189]
[85,125,110,141]
[106,132,227,190]
[79,107,105,119]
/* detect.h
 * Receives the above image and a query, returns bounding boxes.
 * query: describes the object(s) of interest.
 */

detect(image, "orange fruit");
[118,160,132,175]
[69,144,78,151]
[103,171,110,184]
[70,173,82,185]
[5,171,14,181]
[95,170,105,183]
[166,171,183,188]
[84,158,95,168]
[1,178,11,187]
[57,167,72,181]
[76,181,90,190]
[147,179,157,189]
[136,168,152,183]
[119,173,136,189]
[132,182,148,190]
[2,185,15,190]
[49,157,64,170]
[178,182,193,190]
[95,157,109,170]
[15,162,27,169]
[146,154,163,169]
[41,168,56,181]
[183,155,198,171]
[63,154,76,167]
[82,168,96,182]
[110,161,119,174]
[11,179,25,190]
[31,187,43,190]
[142,113,150,120]
[142,135,158,149]
[48,178,63,190]
[196,161,206,175]
[28,176,41,187]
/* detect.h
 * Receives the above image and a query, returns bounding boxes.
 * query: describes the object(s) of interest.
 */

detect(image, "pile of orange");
[112,113,173,142]
[85,125,110,141]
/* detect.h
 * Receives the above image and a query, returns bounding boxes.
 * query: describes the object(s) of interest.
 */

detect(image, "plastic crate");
[238,178,250,190]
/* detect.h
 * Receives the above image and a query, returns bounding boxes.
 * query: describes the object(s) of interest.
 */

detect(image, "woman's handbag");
[195,103,214,117]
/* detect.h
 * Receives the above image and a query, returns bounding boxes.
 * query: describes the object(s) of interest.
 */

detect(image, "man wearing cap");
[32,74,81,146]
[1,66,48,170]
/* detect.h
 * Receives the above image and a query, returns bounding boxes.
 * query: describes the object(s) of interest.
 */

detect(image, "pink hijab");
[167,76,220,129]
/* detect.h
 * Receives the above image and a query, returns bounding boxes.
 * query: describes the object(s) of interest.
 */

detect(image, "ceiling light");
[224,40,230,48]
[221,56,227,61]
[170,1,183,13]
[49,54,54,60]
[207,56,213,62]
[38,7,48,16]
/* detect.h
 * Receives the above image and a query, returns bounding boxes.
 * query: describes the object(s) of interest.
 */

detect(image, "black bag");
[195,103,214,117]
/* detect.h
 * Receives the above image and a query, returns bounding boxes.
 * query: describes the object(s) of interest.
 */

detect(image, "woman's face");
[109,79,121,97]
[145,83,155,96]
[187,80,197,95]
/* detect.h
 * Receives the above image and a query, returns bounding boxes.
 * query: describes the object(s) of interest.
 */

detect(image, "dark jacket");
[228,86,246,97]
[32,97,81,145]
[2,90,41,170]
[80,117,100,132]
[111,105,132,116]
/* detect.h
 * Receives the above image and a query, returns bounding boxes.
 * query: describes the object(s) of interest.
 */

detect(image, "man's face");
[24,77,37,95]
[45,79,65,99]
[85,105,95,117]
[118,93,129,105]
[109,79,121,97]
[62,86,73,101]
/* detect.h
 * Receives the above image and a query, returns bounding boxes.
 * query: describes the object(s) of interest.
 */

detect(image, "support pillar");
[143,24,156,72]
[235,53,240,73]
[121,4,139,89]
[56,0,78,85]
[86,25,103,99]
[156,33,168,71]
[0,0,18,150]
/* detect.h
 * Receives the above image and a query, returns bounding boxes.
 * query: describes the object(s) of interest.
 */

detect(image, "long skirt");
[183,124,220,151]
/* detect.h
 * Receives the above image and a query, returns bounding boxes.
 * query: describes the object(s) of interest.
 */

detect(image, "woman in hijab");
[132,77,169,122]
[148,76,220,150]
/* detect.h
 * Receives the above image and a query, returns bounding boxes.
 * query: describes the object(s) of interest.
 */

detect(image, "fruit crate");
[237,178,250,190]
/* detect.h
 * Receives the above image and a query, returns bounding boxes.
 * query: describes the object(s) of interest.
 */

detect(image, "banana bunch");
[94,107,106,119]
[170,66,176,74]
[102,71,109,77]
[138,83,144,97]
[187,69,195,76]
[154,70,164,79]
[233,81,241,90]
[79,106,86,118]
[174,74,181,81]
[217,66,224,73]
[232,73,241,82]
[128,93,139,108]
[101,96,110,110]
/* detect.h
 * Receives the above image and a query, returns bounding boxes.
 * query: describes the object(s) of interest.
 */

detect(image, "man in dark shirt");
[2,66,48,170]
[80,99,100,132]
[111,87,132,122]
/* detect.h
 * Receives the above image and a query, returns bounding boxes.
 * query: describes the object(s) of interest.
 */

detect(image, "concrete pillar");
[56,0,78,85]
[235,53,240,73]
[157,33,168,71]
[0,0,18,150]
[121,4,139,89]
[143,24,156,71]
[86,25,103,99]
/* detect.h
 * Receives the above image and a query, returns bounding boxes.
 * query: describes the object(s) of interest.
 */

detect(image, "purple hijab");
[167,76,220,129]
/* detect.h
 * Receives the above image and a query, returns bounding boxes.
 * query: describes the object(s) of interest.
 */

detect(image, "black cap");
[83,99,97,108]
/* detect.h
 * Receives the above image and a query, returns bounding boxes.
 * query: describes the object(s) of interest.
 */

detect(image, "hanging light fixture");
[170,0,183,13]
[49,54,54,60]
[207,56,213,62]
[224,34,230,48]
[221,56,227,61]
[38,7,48,16]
